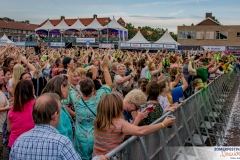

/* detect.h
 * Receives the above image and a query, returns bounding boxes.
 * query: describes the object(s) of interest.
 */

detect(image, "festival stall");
[153,31,179,50]
[0,34,13,46]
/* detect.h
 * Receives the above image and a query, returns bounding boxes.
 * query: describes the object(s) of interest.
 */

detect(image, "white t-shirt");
[0,91,9,132]
[158,95,171,111]
[114,75,129,94]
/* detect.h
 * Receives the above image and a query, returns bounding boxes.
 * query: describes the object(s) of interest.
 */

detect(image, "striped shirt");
[93,118,125,156]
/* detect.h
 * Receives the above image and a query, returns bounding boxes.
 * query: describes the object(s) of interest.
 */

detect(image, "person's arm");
[0,44,10,57]
[0,105,11,112]
[102,54,112,87]
[122,117,176,136]
[21,55,36,74]
[117,74,134,84]
[208,63,222,74]
[132,109,149,125]
[180,73,188,91]
[92,67,98,80]
[188,58,197,76]
[171,73,181,87]
[65,105,76,118]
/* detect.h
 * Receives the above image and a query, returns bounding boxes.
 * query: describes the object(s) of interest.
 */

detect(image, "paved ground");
[223,86,240,146]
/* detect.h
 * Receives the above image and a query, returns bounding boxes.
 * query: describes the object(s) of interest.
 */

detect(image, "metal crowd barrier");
[106,70,240,160]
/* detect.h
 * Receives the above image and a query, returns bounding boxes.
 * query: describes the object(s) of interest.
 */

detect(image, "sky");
[1,0,240,33]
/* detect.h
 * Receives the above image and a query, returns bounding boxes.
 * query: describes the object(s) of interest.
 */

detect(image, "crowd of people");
[0,43,238,159]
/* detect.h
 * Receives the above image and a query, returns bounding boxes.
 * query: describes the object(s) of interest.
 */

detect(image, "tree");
[171,33,178,41]
[125,23,137,40]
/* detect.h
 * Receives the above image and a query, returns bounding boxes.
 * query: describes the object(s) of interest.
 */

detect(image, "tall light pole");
[60,29,64,49]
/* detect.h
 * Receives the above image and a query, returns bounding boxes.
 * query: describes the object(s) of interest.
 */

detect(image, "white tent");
[155,31,179,45]
[54,19,70,30]
[104,16,127,31]
[0,34,13,46]
[127,31,150,43]
[35,19,55,31]
[86,18,104,30]
[69,18,86,30]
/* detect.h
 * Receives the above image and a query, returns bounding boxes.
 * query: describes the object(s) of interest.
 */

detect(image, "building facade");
[177,13,240,46]
[0,17,39,42]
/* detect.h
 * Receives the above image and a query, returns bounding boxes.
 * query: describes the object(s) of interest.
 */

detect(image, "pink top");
[8,99,35,147]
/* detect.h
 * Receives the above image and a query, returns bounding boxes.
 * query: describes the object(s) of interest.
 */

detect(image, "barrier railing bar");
[179,105,195,146]
[139,137,150,160]
[193,95,213,146]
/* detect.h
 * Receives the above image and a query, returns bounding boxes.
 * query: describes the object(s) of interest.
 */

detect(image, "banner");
[50,42,65,47]
[14,42,25,46]
[141,44,152,48]
[99,43,114,49]
[164,44,176,49]
[203,46,226,51]
[152,44,164,48]
[131,44,141,48]
[76,38,95,43]
[120,43,130,47]
[25,42,36,46]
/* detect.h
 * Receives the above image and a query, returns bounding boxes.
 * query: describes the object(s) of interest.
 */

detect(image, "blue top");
[57,106,73,141]
[171,86,184,103]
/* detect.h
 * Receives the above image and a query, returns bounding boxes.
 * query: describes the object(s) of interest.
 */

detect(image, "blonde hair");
[12,63,25,92]
[77,67,87,76]
[32,63,42,79]
[117,64,126,71]
[94,94,123,133]
[123,89,147,107]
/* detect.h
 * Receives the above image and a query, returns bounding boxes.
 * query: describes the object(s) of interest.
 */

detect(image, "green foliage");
[125,23,178,42]
[171,33,178,41]
[125,23,137,40]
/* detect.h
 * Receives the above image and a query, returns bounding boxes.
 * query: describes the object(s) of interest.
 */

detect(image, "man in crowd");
[9,93,108,160]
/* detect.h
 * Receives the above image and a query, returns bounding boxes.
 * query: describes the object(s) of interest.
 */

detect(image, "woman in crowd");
[74,54,112,160]
[61,69,81,119]
[41,75,73,141]
[31,63,47,97]
[3,57,14,74]
[92,93,176,156]
[114,64,135,94]
[140,81,164,126]
[0,67,11,158]
[7,80,35,148]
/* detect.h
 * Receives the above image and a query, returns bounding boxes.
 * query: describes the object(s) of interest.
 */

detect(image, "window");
[5,29,8,32]
[18,30,21,33]
[28,31,32,34]
[14,30,17,33]
[0,28,2,32]
[196,31,204,39]
[206,31,214,39]
[216,31,228,40]
[237,32,240,37]
[178,31,195,39]
[23,30,26,34]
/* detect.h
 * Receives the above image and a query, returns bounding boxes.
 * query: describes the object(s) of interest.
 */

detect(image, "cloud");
[169,10,184,16]
[129,15,176,20]
[130,0,209,7]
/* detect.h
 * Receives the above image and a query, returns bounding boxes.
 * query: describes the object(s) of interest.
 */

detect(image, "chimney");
[169,32,173,35]
[206,13,212,18]
[60,16,65,20]
[93,14,97,19]
[138,26,141,31]
[3,17,8,22]
[25,20,30,24]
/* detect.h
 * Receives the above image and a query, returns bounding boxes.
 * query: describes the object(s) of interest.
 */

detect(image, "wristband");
[161,122,165,128]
